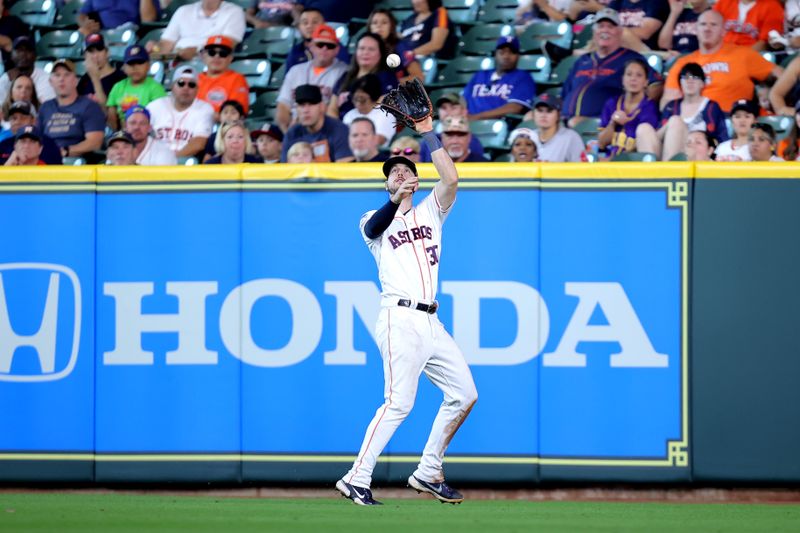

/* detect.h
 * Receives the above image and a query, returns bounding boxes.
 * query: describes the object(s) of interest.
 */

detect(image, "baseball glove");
[377,78,433,129]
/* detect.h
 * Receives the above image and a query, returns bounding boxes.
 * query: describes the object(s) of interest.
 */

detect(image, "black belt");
[398,299,438,314]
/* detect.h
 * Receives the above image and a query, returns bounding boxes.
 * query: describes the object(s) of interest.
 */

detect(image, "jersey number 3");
[426,245,439,266]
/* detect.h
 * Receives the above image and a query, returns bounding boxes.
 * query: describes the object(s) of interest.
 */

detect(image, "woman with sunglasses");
[399,0,457,60]
[203,121,263,164]
[367,8,424,83]
[327,33,397,120]
[658,62,728,161]
[341,74,397,148]
[389,137,421,163]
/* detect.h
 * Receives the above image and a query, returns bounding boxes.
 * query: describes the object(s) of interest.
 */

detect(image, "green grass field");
[1,493,799,533]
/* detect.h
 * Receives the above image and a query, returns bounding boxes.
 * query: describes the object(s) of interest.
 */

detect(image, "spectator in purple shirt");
[598,57,660,158]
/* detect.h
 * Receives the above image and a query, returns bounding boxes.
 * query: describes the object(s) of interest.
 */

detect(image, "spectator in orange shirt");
[714,0,784,50]
[661,9,783,113]
[197,35,250,115]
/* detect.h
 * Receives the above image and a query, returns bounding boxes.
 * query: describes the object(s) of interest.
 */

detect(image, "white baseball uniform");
[342,187,478,489]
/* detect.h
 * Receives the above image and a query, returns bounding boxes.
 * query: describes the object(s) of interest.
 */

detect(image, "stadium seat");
[572,23,593,49]
[267,63,286,91]
[63,156,86,165]
[238,26,295,58]
[512,119,536,132]
[348,26,367,55]
[494,152,513,162]
[517,54,551,85]
[230,59,272,92]
[544,54,578,87]
[430,56,494,88]
[670,153,688,161]
[781,52,798,67]
[758,115,794,142]
[148,60,165,84]
[612,151,658,162]
[519,21,572,53]
[421,56,439,85]
[226,0,251,9]
[377,0,409,9]
[477,5,517,23]
[470,119,509,150]
[644,53,663,74]
[139,28,165,47]
[102,27,137,63]
[47,0,81,30]
[177,157,199,165]
[328,22,350,47]
[9,0,56,28]
[458,24,514,56]
[36,30,83,60]
[443,0,479,26]
[573,117,601,144]
[249,91,280,121]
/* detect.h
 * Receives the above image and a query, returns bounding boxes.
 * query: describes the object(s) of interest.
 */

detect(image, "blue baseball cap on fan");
[495,35,520,53]
[124,105,151,121]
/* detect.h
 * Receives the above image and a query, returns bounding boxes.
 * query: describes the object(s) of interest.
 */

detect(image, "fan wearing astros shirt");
[197,35,250,116]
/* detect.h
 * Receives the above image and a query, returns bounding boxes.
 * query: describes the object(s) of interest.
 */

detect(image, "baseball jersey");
[198,70,250,113]
[136,136,178,165]
[665,44,775,112]
[360,190,450,306]
[561,47,661,119]
[714,0,784,47]
[146,96,215,152]
[659,97,729,143]
[107,77,167,123]
[463,69,536,115]
[161,1,246,50]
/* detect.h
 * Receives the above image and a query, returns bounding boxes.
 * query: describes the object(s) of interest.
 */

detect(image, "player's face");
[748,128,775,161]
[698,11,724,46]
[107,141,136,165]
[731,110,755,136]
[49,67,78,97]
[511,137,537,162]
[299,11,324,39]
[494,47,518,73]
[14,137,42,163]
[533,105,558,129]
[685,131,713,161]
[348,120,377,158]
[256,134,281,160]
[593,21,621,51]
[442,131,469,160]
[356,36,382,71]
[387,163,417,192]
[125,112,152,142]
[622,62,647,94]
[369,13,393,41]
[11,75,33,103]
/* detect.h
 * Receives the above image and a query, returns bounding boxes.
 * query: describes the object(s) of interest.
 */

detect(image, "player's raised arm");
[415,116,458,211]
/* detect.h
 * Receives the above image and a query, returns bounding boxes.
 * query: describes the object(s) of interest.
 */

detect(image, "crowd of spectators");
[1,0,800,167]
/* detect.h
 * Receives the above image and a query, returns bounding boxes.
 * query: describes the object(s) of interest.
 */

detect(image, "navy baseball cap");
[251,122,284,142]
[12,35,34,50]
[107,130,135,146]
[382,155,417,178]
[15,125,41,142]
[533,93,562,111]
[84,33,106,52]
[295,84,322,104]
[730,99,756,116]
[123,44,149,64]
[8,101,34,117]
[495,35,520,53]
[124,105,151,121]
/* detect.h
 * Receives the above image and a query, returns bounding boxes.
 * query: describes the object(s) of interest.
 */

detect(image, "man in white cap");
[146,66,215,157]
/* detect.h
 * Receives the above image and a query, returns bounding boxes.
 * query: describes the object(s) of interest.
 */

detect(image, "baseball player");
[336,115,478,506]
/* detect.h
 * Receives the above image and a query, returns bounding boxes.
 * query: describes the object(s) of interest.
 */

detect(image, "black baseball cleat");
[408,475,464,504]
[336,479,383,506]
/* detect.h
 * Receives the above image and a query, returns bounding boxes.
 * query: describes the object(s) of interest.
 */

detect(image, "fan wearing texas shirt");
[661,9,782,113]
[197,35,250,115]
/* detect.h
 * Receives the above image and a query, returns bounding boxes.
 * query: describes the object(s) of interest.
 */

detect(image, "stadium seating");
[757,115,795,142]
[519,21,572,53]
[573,117,601,144]
[477,5,516,23]
[102,27,138,63]
[249,91,280,122]
[9,0,56,28]
[442,0,479,26]
[421,56,440,85]
[517,54,551,85]
[469,118,509,150]
[458,24,514,56]
[36,30,83,60]
[47,0,81,30]
[430,56,494,88]
[612,152,658,162]
[230,59,272,93]
[238,26,295,58]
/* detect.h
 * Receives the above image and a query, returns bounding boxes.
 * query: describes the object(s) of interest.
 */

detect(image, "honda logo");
[0,263,81,382]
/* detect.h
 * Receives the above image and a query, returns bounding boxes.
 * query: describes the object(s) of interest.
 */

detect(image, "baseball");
[386,53,401,68]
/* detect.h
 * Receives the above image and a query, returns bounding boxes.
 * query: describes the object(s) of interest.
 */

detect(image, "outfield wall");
[0,162,798,484]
